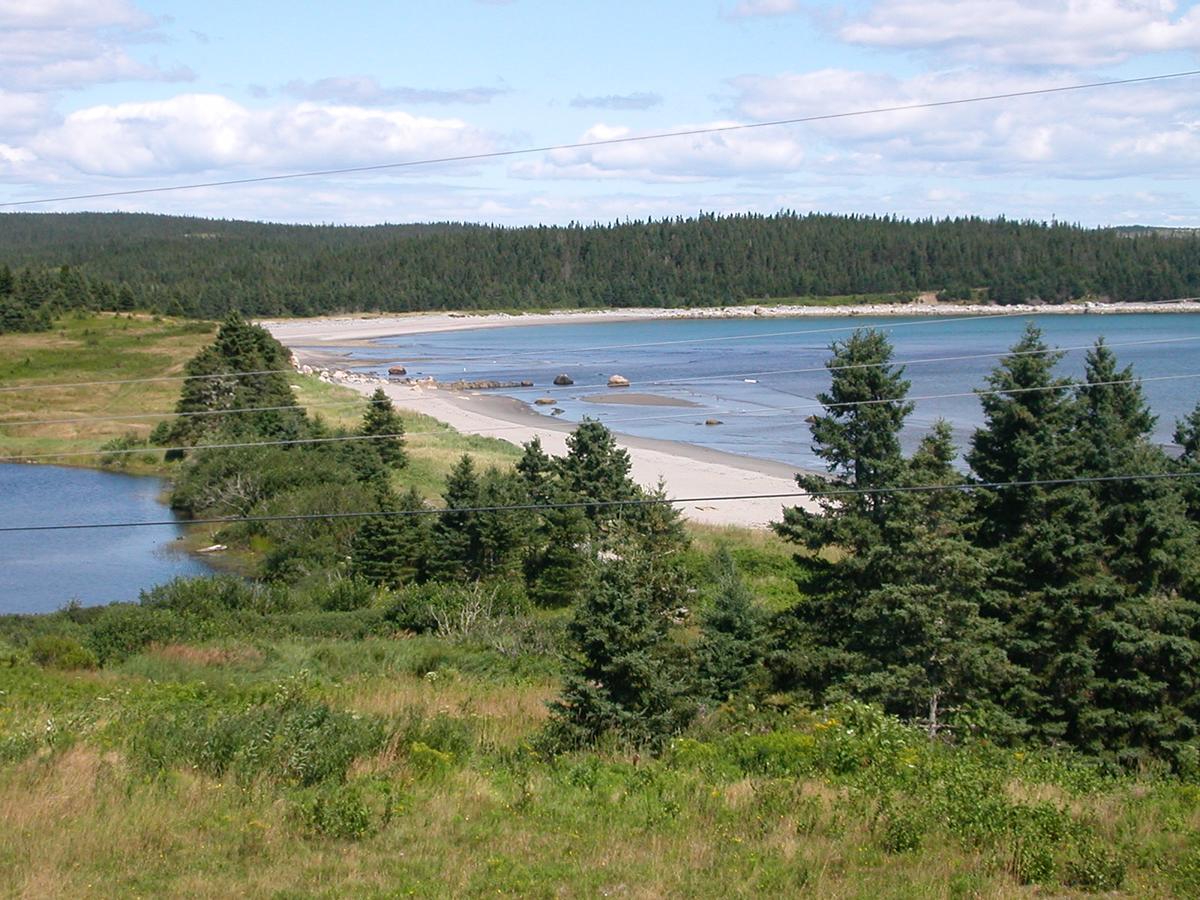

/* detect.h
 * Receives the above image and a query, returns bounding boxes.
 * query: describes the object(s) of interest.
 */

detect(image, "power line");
[2,70,1198,209]
[0,431,408,462]
[11,332,1196,430]
[1,397,369,428]
[4,369,1195,460]
[2,469,1198,534]
[0,367,295,395]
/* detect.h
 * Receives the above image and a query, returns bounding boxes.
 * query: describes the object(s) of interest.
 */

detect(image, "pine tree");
[429,454,482,581]
[697,548,765,702]
[546,556,694,749]
[967,324,1109,746]
[361,387,407,468]
[558,419,637,528]
[349,487,432,587]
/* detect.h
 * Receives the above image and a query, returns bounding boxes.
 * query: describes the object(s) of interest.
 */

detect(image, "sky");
[1,0,1199,226]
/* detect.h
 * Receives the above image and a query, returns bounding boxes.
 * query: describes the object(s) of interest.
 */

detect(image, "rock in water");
[705,419,723,426]
[553,374,574,386]
[607,374,631,387]
[388,365,407,376]
[534,397,556,406]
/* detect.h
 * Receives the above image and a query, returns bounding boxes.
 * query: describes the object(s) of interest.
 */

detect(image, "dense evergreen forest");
[2,211,1199,320]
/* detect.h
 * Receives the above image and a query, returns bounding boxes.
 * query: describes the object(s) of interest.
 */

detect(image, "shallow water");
[0,464,213,614]
[318,312,1200,470]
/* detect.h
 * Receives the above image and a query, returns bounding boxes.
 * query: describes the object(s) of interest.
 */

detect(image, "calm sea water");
[0,464,212,614]
[322,313,1200,470]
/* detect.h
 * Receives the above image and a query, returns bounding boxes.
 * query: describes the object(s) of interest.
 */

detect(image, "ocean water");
[318,313,1200,471]
[0,464,213,614]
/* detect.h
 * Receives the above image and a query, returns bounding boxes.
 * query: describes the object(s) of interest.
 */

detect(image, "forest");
[2,211,1200,323]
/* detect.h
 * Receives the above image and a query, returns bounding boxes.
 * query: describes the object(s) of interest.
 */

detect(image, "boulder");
[607,374,631,387]
[553,374,574,386]
[804,414,818,424]
[387,365,407,376]
[534,397,556,406]
[705,419,723,426]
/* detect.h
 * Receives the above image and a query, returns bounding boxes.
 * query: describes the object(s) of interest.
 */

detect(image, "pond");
[0,463,214,614]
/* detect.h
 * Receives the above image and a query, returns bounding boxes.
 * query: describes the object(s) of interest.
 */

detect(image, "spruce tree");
[429,454,482,581]
[697,548,765,702]
[775,328,913,555]
[558,419,637,528]
[1075,341,1196,593]
[170,313,305,446]
[349,487,432,587]
[966,324,1109,746]
[360,387,408,468]
[546,556,694,749]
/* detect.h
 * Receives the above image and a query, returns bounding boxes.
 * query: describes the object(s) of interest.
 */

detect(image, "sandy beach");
[263,300,1199,529]
[263,299,1200,346]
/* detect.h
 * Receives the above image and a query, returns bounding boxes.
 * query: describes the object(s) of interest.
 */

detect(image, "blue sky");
[2,0,1199,225]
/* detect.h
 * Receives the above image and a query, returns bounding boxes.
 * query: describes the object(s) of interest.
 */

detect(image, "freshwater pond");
[0,463,213,615]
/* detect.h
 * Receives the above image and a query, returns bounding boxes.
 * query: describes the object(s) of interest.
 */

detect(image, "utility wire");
[0,431,408,462]
[2,69,1198,208]
[1,397,370,428]
[2,469,1198,534]
[3,370,1196,461]
[10,332,1197,430]
[0,367,296,395]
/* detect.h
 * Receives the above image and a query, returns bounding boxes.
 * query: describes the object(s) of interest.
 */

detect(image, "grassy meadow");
[3,613,1200,898]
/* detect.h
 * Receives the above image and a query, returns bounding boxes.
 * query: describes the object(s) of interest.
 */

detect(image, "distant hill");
[2,211,1198,317]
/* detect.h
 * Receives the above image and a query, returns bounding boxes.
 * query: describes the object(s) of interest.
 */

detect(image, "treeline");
[0,262,152,334]
[2,211,1199,317]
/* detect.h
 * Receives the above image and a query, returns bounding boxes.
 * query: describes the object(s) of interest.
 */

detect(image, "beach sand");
[582,392,701,407]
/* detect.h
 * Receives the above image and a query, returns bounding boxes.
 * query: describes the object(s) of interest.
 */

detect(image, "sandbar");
[582,392,701,408]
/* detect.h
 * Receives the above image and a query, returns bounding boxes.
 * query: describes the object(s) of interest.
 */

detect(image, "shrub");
[87,605,189,664]
[384,581,529,637]
[311,576,376,612]
[1063,838,1126,892]
[295,783,376,840]
[28,634,97,670]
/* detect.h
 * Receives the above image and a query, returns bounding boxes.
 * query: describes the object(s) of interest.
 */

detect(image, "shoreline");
[283,347,813,529]
[264,300,1199,529]
[261,300,1200,345]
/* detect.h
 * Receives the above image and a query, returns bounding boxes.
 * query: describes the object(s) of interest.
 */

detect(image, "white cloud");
[0,0,151,30]
[841,0,1200,67]
[30,93,494,177]
[724,0,802,19]
[282,76,509,106]
[0,0,186,91]
[511,121,807,182]
[727,67,1200,178]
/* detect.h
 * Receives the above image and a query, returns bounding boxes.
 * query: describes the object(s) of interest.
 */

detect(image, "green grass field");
[2,619,1199,898]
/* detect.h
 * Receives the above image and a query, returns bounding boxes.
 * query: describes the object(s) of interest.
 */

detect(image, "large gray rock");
[553,374,574,386]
